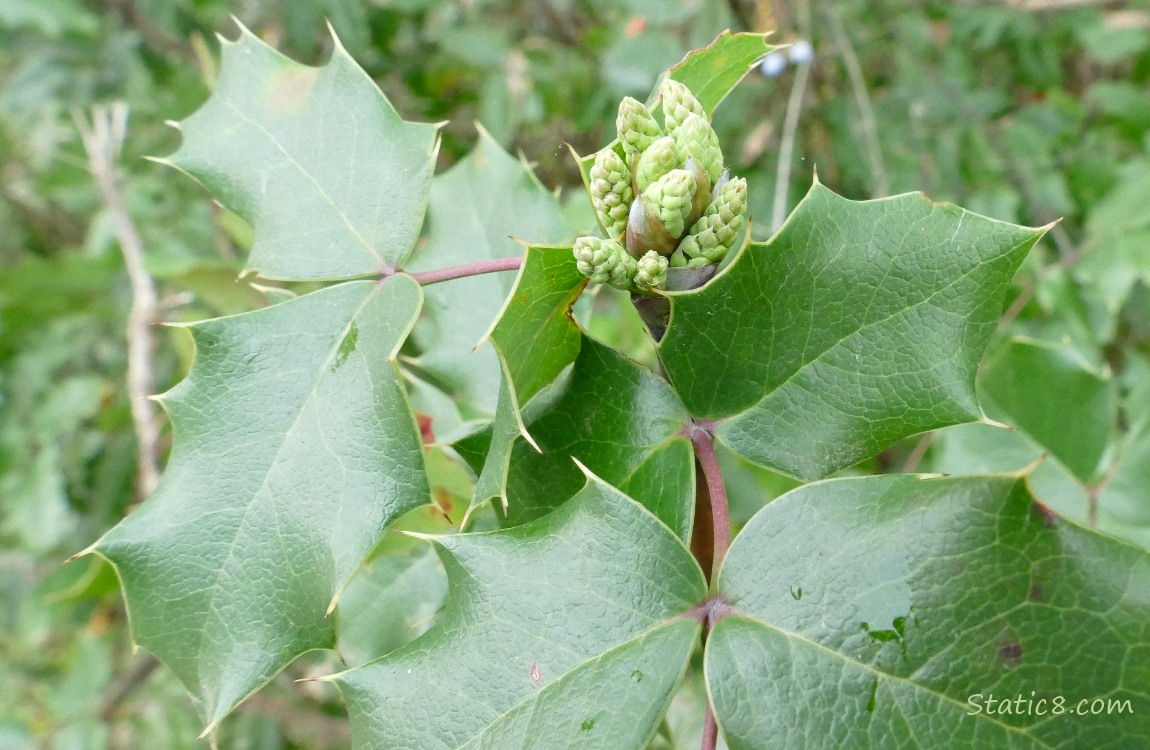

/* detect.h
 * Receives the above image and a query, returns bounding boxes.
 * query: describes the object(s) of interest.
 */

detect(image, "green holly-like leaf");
[658,181,1046,480]
[471,335,694,540]
[660,31,775,117]
[981,337,1116,483]
[408,130,578,416]
[708,473,1150,749]
[164,25,439,281]
[334,473,706,749]
[87,277,429,732]
[469,245,586,514]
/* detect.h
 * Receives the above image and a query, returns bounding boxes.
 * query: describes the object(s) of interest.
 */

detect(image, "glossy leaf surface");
[497,336,693,537]
[335,476,706,749]
[708,473,1150,749]
[469,245,586,511]
[659,182,1044,479]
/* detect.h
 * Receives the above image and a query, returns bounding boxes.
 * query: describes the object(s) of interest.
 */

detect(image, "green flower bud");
[616,97,662,156]
[682,157,711,230]
[634,136,678,194]
[607,252,639,290]
[634,250,669,292]
[642,168,697,240]
[678,176,747,265]
[626,195,677,258]
[672,113,723,184]
[589,148,633,238]
[573,235,635,289]
[661,79,706,134]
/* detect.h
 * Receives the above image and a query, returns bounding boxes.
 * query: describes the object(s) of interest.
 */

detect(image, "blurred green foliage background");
[2,0,1148,747]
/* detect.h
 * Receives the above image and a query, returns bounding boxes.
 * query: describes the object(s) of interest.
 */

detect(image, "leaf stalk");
[403,257,524,285]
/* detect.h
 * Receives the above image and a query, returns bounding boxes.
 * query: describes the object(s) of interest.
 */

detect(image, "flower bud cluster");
[576,79,748,294]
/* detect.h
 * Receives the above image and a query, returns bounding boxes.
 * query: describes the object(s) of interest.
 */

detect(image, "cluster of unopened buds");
[573,79,748,295]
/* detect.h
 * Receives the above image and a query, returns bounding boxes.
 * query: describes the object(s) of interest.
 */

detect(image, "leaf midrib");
[193,284,382,697]
[220,98,384,268]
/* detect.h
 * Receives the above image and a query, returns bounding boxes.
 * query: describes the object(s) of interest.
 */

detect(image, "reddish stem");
[404,256,523,285]
[688,421,730,582]
[701,703,718,750]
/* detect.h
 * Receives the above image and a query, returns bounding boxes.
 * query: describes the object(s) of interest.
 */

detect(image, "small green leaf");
[490,246,586,402]
[469,245,586,514]
[662,31,775,117]
[90,277,429,731]
[497,336,693,537]
[708,474,1150,748]
[408,131,577,415]
[659,182,1045,480]
[334,475,706,749]
[981,337,1115,483]
[166,26,439,280]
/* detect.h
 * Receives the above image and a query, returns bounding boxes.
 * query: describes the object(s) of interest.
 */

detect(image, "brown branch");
[76,103,161,500]
[99,654,161,721]
[404,256,524,286]
[102,0,195,62]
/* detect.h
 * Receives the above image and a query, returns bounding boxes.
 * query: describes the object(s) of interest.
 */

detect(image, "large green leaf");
[708,473,1150,748]
[469,245,586,512]
[88,277,429,731]
[659,182,1045,480]
[484,336,694,539]
[408,130,577,416]
[164,25,439,280]
[334,474,706,749]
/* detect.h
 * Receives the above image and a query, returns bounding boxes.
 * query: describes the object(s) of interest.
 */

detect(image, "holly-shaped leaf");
[164,25,439,280]
[334,473,706,749]
[86,277,429,732]
[470,335,694,539]
[659,181,1046,480]
[469,245,586,514]
[708,473,1150,748]
[660,30,776,117]
[407,130,578,416]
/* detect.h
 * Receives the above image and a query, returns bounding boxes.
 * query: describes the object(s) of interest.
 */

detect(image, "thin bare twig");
[771,0,814,233]
[76,103,161,499]
[822,4,889,197]
[902,432,934,473]
[77,104,164,737]
[99,655,161,721]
